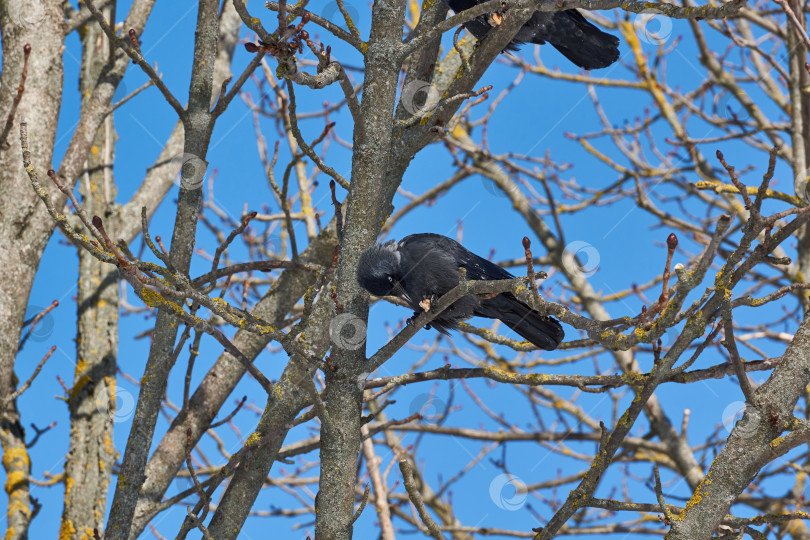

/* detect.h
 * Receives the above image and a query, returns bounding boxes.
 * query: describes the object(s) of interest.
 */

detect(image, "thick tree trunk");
[60,12,119,537]
[0,2,65,537]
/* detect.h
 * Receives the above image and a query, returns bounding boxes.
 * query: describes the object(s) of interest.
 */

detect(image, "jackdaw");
[356,233,564,350]
[443,0,620,70]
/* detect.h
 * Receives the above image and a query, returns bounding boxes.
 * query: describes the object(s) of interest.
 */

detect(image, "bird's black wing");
[476,294,564,350]
[443,0,521,51]
[448,241,515,281]
[398,234,563,349]
[443,0,619,69]
[528,10,620,70]
[443,0,493,40]
[399,233,514,281]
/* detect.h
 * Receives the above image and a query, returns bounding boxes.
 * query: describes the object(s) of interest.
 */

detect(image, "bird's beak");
[391,280,409,302]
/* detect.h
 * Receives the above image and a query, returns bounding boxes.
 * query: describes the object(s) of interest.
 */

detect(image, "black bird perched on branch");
[356,233,564,350]
[443,0,620,70]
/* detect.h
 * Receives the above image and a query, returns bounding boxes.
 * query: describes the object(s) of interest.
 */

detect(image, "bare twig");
[399,459,446,540]
[0,44,30,148]
[2,346,56,409]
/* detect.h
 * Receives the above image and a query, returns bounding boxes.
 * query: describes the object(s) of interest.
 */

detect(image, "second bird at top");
[443,0,620,70]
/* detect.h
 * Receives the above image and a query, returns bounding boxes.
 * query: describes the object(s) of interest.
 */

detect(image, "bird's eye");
[387,275,394,284]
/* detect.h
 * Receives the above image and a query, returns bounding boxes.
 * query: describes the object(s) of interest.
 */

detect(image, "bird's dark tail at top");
[477,294,564,351]
[539,10,620,70]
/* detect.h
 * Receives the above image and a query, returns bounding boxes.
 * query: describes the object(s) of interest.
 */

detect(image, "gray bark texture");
[0,2,66,538]
[3,0,810,538]
[60,10,118,537]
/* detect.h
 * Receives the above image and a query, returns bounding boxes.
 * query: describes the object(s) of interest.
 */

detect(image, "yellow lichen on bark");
[677,475,712,520]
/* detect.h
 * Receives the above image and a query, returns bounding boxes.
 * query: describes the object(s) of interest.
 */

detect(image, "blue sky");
[6,1,805,538]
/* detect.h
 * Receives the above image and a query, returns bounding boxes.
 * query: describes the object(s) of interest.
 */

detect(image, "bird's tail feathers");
[479,295,564,351]
[545,10,620,70]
